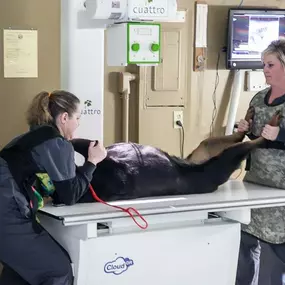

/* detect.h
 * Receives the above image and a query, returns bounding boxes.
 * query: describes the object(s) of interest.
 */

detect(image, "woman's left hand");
[261,124,280,141]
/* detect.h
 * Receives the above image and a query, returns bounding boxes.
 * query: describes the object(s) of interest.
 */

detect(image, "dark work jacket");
[0,125,96,231]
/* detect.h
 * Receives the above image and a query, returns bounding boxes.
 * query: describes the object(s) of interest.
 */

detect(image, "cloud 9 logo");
[104,257,134,275]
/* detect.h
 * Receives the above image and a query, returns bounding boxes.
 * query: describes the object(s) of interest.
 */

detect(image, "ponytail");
[26,91,53,126]
[26,90,80,127]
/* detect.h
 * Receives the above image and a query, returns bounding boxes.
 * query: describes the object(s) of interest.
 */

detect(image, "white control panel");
[107,23,161,66]
[128,23,160,64]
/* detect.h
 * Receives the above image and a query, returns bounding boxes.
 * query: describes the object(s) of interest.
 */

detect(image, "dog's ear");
[70,138,91,160]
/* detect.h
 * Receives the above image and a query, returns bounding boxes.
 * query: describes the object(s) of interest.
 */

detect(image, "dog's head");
[71,138,97,160]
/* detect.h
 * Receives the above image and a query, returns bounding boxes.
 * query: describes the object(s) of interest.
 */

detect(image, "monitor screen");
[226,8,285,70]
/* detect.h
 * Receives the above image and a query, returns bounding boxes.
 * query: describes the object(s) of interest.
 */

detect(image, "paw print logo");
[84,100,92,107]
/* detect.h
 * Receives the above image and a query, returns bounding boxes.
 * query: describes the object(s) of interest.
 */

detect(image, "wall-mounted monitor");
[226,8,285,70]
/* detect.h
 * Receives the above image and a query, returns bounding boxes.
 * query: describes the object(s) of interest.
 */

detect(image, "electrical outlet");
[246,70,269,92]
[173,111,183,129]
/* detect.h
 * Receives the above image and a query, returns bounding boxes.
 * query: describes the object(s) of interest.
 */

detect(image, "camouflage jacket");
[242,87,285,244]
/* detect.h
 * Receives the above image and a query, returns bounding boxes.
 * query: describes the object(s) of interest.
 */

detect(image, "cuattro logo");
[104,257,134,275]
[81,100,101,116]
[132,0,166,15]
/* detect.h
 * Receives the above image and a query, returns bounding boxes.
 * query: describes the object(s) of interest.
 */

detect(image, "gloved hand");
[261,124,280,141]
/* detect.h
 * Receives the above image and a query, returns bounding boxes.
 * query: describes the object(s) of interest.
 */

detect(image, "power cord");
[210,49,222,136]
[238,0,244,7]
[210,46,227,136]
[176,120,185,158]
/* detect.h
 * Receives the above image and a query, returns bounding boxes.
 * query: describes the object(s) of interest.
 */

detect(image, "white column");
[61,0,104,143]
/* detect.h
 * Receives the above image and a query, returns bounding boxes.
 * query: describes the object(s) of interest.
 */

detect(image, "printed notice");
[195,4,208,48]
[3,29,38,78]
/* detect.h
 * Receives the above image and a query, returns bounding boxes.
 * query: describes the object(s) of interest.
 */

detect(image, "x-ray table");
[38,180,285,285]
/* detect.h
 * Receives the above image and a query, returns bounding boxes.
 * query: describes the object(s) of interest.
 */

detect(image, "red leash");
[88,184,148,230]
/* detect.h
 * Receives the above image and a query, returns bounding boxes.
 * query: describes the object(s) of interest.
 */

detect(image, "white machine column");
[61,0,104,143]
[225,70,244,135]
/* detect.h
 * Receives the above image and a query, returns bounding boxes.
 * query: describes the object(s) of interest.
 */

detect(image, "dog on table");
[63,107,281,204]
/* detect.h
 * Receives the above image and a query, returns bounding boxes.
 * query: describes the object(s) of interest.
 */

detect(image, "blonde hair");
[262,37,285,68]
[26,90,80,126]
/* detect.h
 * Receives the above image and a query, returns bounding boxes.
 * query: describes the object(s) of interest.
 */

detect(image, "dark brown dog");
[57,108,281,204]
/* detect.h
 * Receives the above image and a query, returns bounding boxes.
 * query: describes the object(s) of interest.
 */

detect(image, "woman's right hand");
[237,119,252,133]
[87,141,107,165]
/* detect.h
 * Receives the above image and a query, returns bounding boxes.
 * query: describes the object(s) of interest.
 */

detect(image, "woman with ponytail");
[0,90,107,285]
